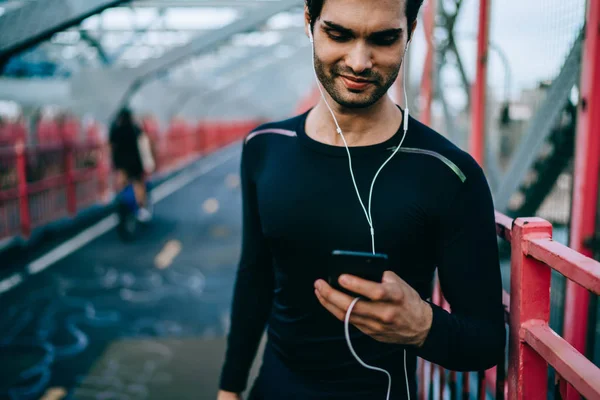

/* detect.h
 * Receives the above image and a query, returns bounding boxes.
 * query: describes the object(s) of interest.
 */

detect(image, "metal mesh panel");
[487,0,585,225]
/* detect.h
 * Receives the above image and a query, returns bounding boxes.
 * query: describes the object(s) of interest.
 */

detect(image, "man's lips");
[340,75,375,90]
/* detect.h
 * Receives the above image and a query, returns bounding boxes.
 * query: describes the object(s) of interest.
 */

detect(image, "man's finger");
[338,274,393,302]
[315,279,354,311]
[316,281,381,321]
[315,290,382,333]
[315,289,346,321]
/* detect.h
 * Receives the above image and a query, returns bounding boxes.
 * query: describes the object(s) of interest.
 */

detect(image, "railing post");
[507,218,553,400]
[420,0,436,125]
[563,1,600,399]
[64,142,76,215]
[16,140,30,237]
[470,0,491,166]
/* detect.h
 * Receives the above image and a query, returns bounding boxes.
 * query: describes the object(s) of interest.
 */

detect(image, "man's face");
[307,0,408,109]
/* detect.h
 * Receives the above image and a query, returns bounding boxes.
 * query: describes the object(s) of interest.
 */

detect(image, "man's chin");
[334,94,380,109]
[333,84,385,108]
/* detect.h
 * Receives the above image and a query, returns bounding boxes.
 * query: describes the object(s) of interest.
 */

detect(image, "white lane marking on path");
[154,240,182,269]
[0,273,23,294]
[27,214,119,275]
[0,144,241,295]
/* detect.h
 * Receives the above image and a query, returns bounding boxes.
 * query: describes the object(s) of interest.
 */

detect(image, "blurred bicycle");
[116,180,153,241]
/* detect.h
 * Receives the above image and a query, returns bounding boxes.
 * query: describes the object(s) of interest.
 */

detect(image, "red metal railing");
[419,213,600,399]
[0,140,110,239]
[470,0,491,166]
[506,216,600,400]
[0,117,261,242]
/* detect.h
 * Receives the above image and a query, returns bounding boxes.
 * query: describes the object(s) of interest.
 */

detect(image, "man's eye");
[328,33,351,42]
[374,36,399,46]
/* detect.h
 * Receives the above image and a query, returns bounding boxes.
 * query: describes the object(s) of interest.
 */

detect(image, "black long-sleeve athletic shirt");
[219,108,506,397]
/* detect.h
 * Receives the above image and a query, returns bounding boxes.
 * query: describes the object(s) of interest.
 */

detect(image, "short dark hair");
[306,0,424,41]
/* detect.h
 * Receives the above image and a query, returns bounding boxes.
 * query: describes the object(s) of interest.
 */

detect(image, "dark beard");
[313,49,402,109]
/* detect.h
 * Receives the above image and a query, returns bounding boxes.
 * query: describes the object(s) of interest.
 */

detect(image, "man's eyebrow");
[322,20,353,33]
[371,28,403,36]
[322,20,403,36]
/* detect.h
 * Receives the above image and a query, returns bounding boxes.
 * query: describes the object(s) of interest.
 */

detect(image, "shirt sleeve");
[219,141,275,392]
[415,159,506,371]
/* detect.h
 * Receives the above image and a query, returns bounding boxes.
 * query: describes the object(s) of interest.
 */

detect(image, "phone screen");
[328,250,388,297]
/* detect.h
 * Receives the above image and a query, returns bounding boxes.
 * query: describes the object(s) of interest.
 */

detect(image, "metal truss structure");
[0,0,307,123]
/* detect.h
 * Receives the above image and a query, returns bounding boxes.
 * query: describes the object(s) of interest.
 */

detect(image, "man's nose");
[345,42,373,75]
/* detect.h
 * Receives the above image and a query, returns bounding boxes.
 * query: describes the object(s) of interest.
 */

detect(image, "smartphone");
[328,250,388,297]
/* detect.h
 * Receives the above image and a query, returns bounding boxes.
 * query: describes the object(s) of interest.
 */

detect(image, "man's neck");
[305,96,403,147]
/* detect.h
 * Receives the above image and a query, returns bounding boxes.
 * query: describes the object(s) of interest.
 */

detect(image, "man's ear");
[304,6,312,41]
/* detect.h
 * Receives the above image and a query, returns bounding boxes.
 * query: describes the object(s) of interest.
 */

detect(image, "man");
[218,0,506,399]
[109,108,152,221]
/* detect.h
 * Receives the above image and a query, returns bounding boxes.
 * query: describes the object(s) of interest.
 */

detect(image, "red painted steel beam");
[469,0,491,166]
[419,0,436,125]
[563,4,600,399]
[522,321,600,400]
[526,237,600,294]
[570,0,600,256]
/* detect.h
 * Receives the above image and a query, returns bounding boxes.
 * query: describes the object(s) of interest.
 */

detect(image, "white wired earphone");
[308,27,411,400]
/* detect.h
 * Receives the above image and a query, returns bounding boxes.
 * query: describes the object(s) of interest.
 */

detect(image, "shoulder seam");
[245,128,297,144]
[387,146,467,183]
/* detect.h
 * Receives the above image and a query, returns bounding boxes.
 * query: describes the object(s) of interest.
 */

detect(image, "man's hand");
[217,390,242,400]
[314,271,433,347]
